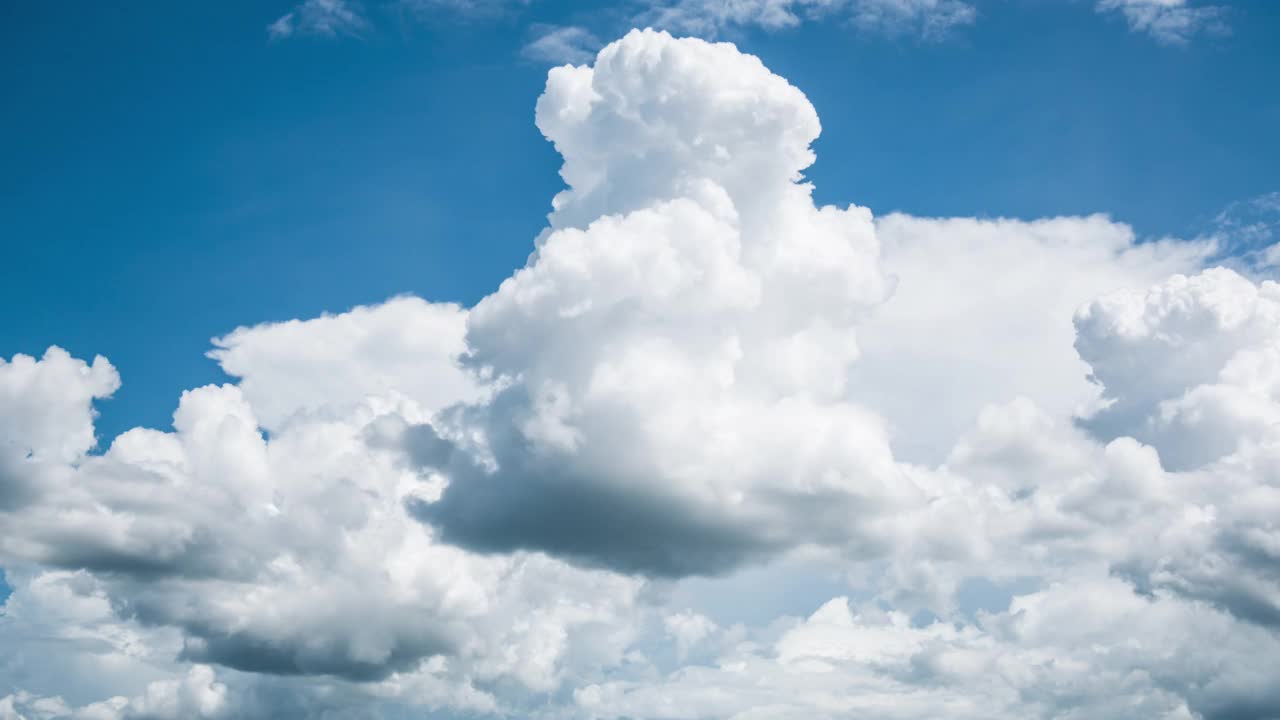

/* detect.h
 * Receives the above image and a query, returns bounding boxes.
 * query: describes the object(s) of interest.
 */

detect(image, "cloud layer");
[2,28,1277,720]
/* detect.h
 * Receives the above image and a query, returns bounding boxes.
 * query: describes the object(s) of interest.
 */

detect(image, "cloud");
[0,325,640,696]
[1096,0,1228,44]
[397,0,531,17]
[640,0,977,39]
[268,0,368,40]
[847,0,977,38]
[523,25,604,65]
[412,29,909,576]
[0,348,118,510]
[267,0,533,42]
[1207,192,1280,271]
[851,213,1209,463]
[207,296,481,433]
[0,665,227,720]
[1072,267,1280,627]
[4,27,1280,720]
[577,576,1280,720]
[1075,267,1280,467]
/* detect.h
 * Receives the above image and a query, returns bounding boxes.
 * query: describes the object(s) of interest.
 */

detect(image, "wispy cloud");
[268,0,530,40]
[850,0,977,38]
[1205,191,1280,270]
[268,0,368,39]
[639,0,977,40]
[397,0,532,19]
[522,24,604,65]
[1096,0,1227,44]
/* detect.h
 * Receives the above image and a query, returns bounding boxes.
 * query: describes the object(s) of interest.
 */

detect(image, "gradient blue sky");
[2,0,1277,444]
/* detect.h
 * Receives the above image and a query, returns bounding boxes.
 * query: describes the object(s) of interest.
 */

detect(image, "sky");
[3,0,1278,444]
[2,1,1280,719]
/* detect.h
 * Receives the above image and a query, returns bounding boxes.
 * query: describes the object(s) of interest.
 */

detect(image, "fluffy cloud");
[1076,267,1280,467]
[578,576,1280,720]
[1,665,227,720]
[414,29,908,576]
[853,213,1209,462]
[1072,268,1280,628]
[207,296,481,432]
[0,348,118,510]
[0,361,640,694]
[4,27,1279,720]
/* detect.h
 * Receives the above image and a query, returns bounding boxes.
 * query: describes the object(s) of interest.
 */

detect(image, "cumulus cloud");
[1070,267,1280,628]
[0,356,639,694]
[0,665,227,720]
[1096,0,1228,44]
[4,26,1280,720]
[1076,267,1280,466]
[413,29,909,576]
[578,576,1280,720]
[207,296,481,432]
[0,348,119,512]
[852,213,1210,462]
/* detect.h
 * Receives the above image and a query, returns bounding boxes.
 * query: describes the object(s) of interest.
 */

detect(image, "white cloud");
[640,0,977,39]
[851,213,1210,462]
[1207,192,1280,271]
[415,29,909,576]
[577,576,1280,720]
[848,0,977,38]
[1075,267,1280,467]
[268,0,368,40]
[207,296,482,432]
[1070,267,1280,627]
[1096,0,1227,44]
[0,328,641,712]
[523,25,604,65]
[0,665,226,720]
[397,0,530,17]
[266,0,533,42]
[3,27,1280,720]
[0,348,118,511]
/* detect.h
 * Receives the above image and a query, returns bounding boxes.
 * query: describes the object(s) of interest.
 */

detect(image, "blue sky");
[3,0,1277,444]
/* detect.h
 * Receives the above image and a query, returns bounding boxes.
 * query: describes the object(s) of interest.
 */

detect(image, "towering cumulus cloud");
[414,30,905,576]
[1,28,1277,720]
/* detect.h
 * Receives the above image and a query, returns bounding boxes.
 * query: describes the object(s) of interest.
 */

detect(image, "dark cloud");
[179,630,452,682]
[404,419,787,577]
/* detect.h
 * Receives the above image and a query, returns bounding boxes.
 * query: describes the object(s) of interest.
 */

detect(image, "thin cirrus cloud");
[263,0,1232,50]
[526,1,981,62]
[268,0,368,39]
[266,0,530,39]
[638,0,978,38]
[1096,0,1228,44]
[3,27,1280,720]
[521,24,604,65]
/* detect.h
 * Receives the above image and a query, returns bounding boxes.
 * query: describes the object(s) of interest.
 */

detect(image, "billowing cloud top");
[2,27,1278,720]
[422,30,898,577]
